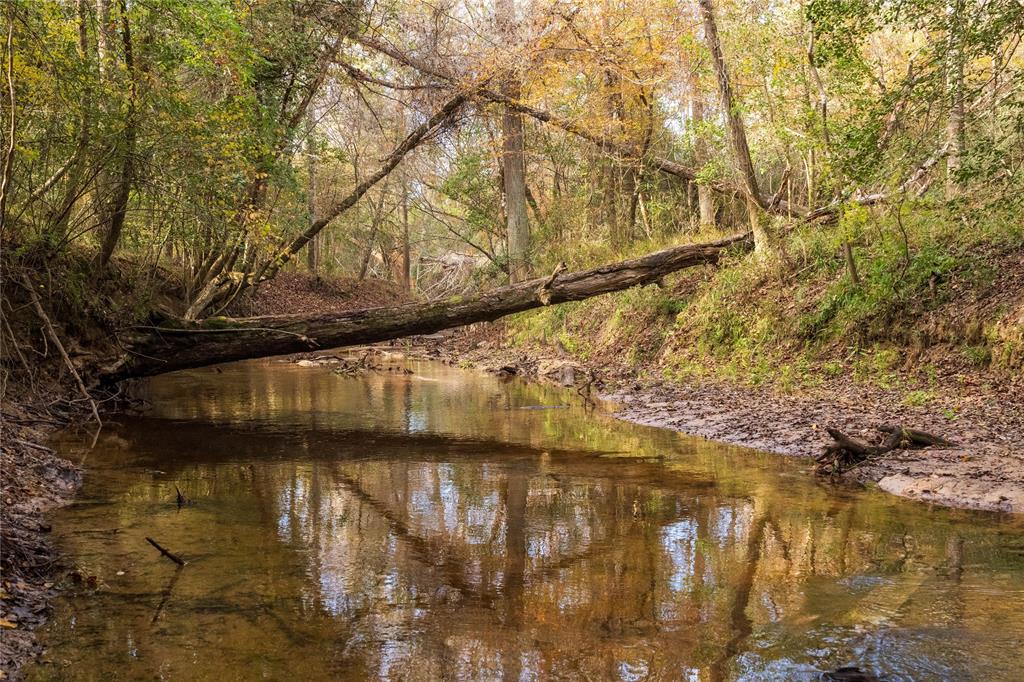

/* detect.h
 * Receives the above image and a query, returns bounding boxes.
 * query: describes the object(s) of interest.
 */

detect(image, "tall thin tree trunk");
[626,167,639,237]
[698,0,771,254]
[806,30,831,150]
[746,194,774,254]
[359,191,387,280]
[401,179,411,291]
[945,0,965,198]
[94,0,114,77]
[805,151,816,208]
[497,0,529,282]
[306,112,320,274]
[358,218,380,280]
[601,45,631,247]
[604,162,622,245]
[690,75,716,228]
[698,183,716,229]
[94,0,136,272]
[0,10,15,231]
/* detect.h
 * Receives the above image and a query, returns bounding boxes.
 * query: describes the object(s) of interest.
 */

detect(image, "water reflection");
[28,358,1024,681]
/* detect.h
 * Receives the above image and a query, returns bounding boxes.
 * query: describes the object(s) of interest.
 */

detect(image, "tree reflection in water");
[29,358,1024,681]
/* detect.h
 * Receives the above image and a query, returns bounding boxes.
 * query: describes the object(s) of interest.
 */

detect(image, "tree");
[697,0,775,253]
[496,0,530,282]
[689,67,717,228]
[944,0,966,198]
[92,0,137,272]
[3,0,1020,335]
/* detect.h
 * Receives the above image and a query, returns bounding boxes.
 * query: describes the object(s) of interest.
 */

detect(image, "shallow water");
[26,356,1024,680]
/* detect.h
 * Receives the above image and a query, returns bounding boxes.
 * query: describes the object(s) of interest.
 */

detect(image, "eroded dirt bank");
[412,326,1024,514]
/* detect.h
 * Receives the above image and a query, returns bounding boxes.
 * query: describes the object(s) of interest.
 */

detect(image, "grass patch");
[501,202,1022,392]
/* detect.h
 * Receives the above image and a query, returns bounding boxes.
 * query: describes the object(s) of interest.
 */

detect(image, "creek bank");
[0,404,81,678]
[412,326,1024,514]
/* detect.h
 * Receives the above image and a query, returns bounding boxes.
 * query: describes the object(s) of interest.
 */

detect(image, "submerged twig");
[146,537,186,566]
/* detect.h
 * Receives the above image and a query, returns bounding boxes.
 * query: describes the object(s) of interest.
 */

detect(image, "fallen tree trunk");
[99,232,752,382]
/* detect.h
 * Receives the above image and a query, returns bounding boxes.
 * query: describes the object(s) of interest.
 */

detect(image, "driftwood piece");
[816,424,956,475]
[877,424,958,447]
[146,537,186,566]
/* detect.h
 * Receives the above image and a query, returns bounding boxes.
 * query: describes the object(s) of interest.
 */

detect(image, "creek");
[26,356,1024,680]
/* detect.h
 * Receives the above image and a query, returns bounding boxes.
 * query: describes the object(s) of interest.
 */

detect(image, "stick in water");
[146,537,186,566]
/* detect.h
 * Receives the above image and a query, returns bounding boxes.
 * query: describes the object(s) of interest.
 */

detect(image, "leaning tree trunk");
[99,232,752,382]
[181,93,469,320]
[698,0,764,211]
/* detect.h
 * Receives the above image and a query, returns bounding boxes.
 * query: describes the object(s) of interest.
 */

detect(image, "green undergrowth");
[507,202,1024,395]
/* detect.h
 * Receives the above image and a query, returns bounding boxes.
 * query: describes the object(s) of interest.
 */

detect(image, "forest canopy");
[1,0,1022,321]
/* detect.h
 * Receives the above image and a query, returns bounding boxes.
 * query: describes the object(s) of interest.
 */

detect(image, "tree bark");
[697,0,767,217]
[94,0,137,272]
[94,0,115,78]
[806,29,831,151]
[359,189,389,280]
[497,0,530,282]
[401,178,411,291]
[306,111,320,274]
[944,0,965,198]
[100,232,751,381]
[746,194,775,255]
[689,73,716,228]
[0,10,15,232]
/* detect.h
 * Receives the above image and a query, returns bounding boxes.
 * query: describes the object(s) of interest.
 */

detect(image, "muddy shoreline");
[410,330,1024,514]
[0,405,81,679]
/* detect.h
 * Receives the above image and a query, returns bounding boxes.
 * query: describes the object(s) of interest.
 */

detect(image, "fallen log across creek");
[816,424,958,475]
[98,233,751,383]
